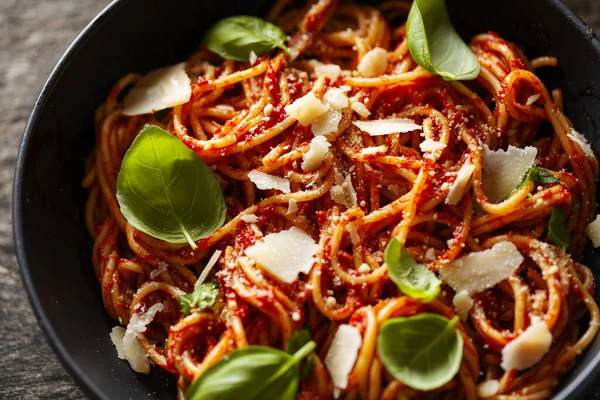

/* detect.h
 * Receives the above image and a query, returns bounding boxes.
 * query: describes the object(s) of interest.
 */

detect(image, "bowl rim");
[11,0,600,399]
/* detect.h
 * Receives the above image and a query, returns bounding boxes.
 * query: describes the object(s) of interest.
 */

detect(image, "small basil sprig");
[547,206,571,249]
[377,313,463,391]
[117,124,226,249]
[178,282,219,316]
[203,16,290,62]
[511,166,559,196]
[286,329,314,378]
[385,237,441,302]
[185,341,316,400]
[406,0,480,80]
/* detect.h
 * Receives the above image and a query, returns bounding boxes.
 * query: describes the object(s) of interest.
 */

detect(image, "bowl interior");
[13,0,600,399]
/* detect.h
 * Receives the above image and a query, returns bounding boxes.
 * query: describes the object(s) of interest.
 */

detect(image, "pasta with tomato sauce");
[83,0,600,399]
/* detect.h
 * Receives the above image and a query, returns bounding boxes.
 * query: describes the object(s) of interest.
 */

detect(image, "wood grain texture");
[1,0,599,398]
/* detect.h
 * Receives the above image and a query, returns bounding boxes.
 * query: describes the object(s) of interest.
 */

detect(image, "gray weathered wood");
[0,0,599,398]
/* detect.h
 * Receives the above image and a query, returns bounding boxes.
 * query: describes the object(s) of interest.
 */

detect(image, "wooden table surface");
[2,0,600,398]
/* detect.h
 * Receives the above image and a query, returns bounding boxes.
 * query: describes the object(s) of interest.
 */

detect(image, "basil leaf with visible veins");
[203,15,290,62]
[185,341,316,400]
[407,0,480,80]
[117,124,226,249]
[385,237,441,302]
[377,313,463,391]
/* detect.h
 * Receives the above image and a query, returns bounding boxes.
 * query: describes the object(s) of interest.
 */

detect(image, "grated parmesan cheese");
[567,129,595,158]
[482,145,537,203]
[352,118,422,136]
[248,170,291,193]
[302,136,331,172]
[445,163,475,205]
[315,64,341,82]
[586,214,600,247]
[324,324,362,397]
[195,250,222,287]
[439,241,524,294]
[285,92,328,126]
[501,320,552,371]
[123,63,192,116]
[357,47,388,77]
[244,227,318,283]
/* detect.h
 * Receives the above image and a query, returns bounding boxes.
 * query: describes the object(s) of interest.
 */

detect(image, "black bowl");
[12,0,600,399]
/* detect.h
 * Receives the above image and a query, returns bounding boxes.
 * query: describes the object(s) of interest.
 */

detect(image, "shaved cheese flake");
[123,62,191,116]
[302,136,331,171]
[586,214,600,247]
[482,145,537,203]
[439,241,524,294]
[360,145,388,156]
[324,88,349,109]
[285,92,328,126]
[353,118,422,136]
[122,303,164,373]
[420,139,446,153]
[249,50,258,65]
[446,163,475,205]
[315,64,341,82]
[195,250,222,287]
[244,227,318,283]
[110,326,126,360]
[149,261,168,279]
[477,380,500,398]
[344,174,358,207]
[453,290,474,321]
[248,170,291,193]
[324,324,362,396]
[351,101,371,117]
[425,247,436,260]
[501,320,552,371]
[357,47,388,77]
[526,93,540,106]
[346,222,359,244]
[311,108,342,136]
[568,129,595,158]
[287,198,298,214]
[240,214,258,223]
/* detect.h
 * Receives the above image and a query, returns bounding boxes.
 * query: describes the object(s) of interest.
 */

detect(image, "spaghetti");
[83,0,600,399]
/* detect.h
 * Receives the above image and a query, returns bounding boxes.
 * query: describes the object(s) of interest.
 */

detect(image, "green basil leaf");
[178,282,219,316]
[547,206,571,249]
[185,341,316,400]
[511,166,559,196]
[117,124,226,249]
[385,237,441,302]
[203,16,289,62]
[377,313,463,391]
[286,329,314,378]
[406,0,480,81]
[528,166,560,184]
